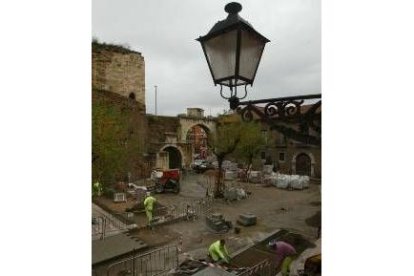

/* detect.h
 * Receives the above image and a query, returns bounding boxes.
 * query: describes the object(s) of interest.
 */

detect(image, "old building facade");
[92,42,218,184]
[267,130,321,178]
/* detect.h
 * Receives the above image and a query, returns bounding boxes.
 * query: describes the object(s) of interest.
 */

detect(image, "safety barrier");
[105,246,178,276]
[93,196,214,240]
[92,213,130,240]
[173,196,214,219]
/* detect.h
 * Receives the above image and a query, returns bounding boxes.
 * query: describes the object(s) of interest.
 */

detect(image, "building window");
[261,151,266,160]
[279,152,285,162]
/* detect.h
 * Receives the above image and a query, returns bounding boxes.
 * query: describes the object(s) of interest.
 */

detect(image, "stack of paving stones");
[206,213,232,233]
[237,213,257,226]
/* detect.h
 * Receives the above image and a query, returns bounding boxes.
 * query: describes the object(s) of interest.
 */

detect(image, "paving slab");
[92,233,148,265]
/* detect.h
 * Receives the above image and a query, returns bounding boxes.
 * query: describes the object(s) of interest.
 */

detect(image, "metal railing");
[92,213,130,240]
[93,196,214,240]
[140,196,214,226]
[173,196,214,219]
[106,246,179,276]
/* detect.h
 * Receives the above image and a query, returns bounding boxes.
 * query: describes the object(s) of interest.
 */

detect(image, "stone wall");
[273,144,321,178]
[186,108,204,118]
[92,42,145,107]
[146,115,181,149]
[146,115,195,169]
[92,89,150,183]
[178,116,217,143]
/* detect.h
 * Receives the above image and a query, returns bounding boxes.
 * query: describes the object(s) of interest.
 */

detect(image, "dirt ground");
[95,171,321,261]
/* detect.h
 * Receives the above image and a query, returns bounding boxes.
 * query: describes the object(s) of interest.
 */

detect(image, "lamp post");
[197,2,269,110]
[154,85,158,115]
[197,2,321,145]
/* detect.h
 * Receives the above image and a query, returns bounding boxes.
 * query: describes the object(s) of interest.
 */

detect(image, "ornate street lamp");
[197,2,321,145]
[196,2,269,110]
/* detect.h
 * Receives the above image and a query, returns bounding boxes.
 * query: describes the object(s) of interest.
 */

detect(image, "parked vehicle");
[191,159,214,174]
[151,168,180,193]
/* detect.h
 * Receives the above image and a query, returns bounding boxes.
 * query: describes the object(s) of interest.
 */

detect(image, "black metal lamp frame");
[198,2,321,145]
[197,2,270,103]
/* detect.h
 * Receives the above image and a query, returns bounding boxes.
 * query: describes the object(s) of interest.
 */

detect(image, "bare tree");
[208,116,242,197]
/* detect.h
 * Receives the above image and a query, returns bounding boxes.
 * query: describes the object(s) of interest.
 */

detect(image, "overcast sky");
[92,0,320,116]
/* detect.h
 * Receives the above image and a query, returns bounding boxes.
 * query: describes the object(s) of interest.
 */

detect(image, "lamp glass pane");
[239,30,266,81]
[203,30,237,83]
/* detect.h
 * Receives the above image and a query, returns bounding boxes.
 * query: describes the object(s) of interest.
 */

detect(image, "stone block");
[211,213,223,220]
[206,214,231,233]
[237,213,257,226]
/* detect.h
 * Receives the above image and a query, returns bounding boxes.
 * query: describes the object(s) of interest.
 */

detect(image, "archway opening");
[295,153,312,176]
[163,146,182,169]
[186,125,210,160]
[128,92,136,100]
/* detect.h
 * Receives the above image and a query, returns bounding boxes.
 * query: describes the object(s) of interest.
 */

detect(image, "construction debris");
[223,187,247,201]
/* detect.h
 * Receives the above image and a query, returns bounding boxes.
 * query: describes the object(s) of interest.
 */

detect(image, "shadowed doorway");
[163,146,182,169]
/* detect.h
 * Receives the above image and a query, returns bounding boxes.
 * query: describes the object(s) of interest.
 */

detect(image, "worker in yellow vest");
[143,192,156,227]
[92,181,102,197]
[208,239,231,264]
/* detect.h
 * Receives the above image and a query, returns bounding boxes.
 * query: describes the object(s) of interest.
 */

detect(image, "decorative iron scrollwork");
[235,94,321,145]
[263,99,304,119]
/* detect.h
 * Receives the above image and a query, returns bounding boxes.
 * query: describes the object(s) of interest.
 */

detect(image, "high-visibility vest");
[144,196,156,211]
[208,240,229,262]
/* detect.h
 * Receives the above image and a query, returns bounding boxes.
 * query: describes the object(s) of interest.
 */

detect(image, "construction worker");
[143,192,156,227]
[208,239,231,264]
[92,180,102,197]
[268,240,297,276]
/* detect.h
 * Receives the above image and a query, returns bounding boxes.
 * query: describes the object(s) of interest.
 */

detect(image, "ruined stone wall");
[146,115,181,149]
[92,42,145,107]
[92,89,149,182]
[146,115,195,169]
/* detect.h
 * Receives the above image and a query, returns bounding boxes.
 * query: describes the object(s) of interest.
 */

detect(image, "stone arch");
[183,123,212,140]
[178,117,217,143]
[160,145,185,169]
[185,124,211,140]
[185,124,211,159]
[291,151,316,177]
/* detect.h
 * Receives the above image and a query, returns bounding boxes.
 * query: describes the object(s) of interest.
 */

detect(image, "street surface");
[92,171,321,275]
[129,172,321,258]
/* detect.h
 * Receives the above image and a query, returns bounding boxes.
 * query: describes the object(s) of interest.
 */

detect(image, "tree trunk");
[243,154,254,183]
[244,163,252,183]
[214,157,224,198]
